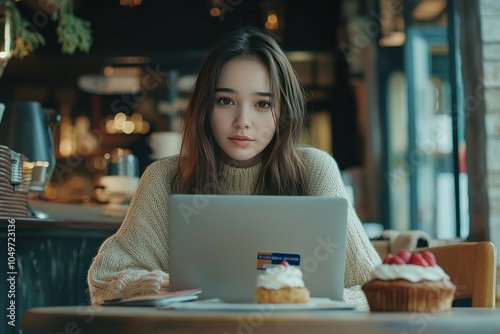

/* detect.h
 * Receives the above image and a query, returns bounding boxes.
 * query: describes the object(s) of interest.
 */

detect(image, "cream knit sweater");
[87,146,381,308]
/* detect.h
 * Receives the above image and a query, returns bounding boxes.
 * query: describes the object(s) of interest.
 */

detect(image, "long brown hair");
[173,26,307,195]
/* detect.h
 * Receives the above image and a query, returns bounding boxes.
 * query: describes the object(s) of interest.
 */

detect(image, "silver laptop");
[168,194,348,302]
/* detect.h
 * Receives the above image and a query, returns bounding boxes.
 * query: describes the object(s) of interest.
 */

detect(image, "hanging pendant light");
[0,0,13,77]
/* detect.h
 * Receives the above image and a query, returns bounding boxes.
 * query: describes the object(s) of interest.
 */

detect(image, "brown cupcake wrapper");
[362,279,456,312]
[255,287,310,304]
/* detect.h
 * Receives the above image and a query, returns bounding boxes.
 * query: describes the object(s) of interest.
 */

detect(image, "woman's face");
[210,57,279,168]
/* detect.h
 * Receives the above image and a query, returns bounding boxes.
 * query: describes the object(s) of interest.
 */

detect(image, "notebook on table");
[168,194,349,303]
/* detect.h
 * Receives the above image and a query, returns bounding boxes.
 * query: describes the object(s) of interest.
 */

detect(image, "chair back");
[424,241,497,307]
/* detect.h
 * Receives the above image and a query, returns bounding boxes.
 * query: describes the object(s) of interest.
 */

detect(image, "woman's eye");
[217,98,233,106]
[256,101,271,109]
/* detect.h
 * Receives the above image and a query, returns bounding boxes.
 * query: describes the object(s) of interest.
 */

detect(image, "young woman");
[87,27,381,309]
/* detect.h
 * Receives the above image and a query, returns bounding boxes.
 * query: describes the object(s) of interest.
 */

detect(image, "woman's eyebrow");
[255,92,273,97]
[215,88,273,97]
[215,87,235,93]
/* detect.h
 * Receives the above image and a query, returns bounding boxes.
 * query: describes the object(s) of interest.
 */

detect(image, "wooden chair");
[421,241,497,308]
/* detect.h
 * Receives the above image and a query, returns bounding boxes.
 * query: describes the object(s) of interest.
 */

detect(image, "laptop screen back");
[168,194,348,302]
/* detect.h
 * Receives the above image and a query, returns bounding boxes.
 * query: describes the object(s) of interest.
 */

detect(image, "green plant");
[7,0,92,58]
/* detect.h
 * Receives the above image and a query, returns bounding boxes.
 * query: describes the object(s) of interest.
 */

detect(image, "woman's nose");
[233,106,251,129]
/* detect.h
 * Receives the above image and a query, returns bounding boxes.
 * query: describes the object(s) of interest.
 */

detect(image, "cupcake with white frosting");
[362,249,456,312]
[255,261,310,304]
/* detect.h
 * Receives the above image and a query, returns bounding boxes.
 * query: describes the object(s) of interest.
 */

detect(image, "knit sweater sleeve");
[87,158,175,305]
[300,147,381,310]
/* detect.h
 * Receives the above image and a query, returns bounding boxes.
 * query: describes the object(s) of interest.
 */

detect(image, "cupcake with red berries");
[255,261,310,304]
[362,249,456,312]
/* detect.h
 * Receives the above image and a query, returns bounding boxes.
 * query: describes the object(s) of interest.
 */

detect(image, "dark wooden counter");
[0,216,121,334]
[0,215,121,234]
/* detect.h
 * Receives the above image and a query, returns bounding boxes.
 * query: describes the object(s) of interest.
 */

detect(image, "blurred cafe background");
[1,1,500,332]
[0,0,499,288]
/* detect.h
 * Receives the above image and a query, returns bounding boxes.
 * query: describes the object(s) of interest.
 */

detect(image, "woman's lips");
[228,135,254,147]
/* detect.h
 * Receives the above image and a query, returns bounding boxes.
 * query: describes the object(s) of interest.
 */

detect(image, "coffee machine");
[0,101,59,196]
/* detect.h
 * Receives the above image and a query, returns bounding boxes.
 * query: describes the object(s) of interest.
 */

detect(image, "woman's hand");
[159,275,170,293]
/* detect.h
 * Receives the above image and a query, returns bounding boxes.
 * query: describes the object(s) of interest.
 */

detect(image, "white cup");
[96,148,140,204]
[149,131,182,159]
